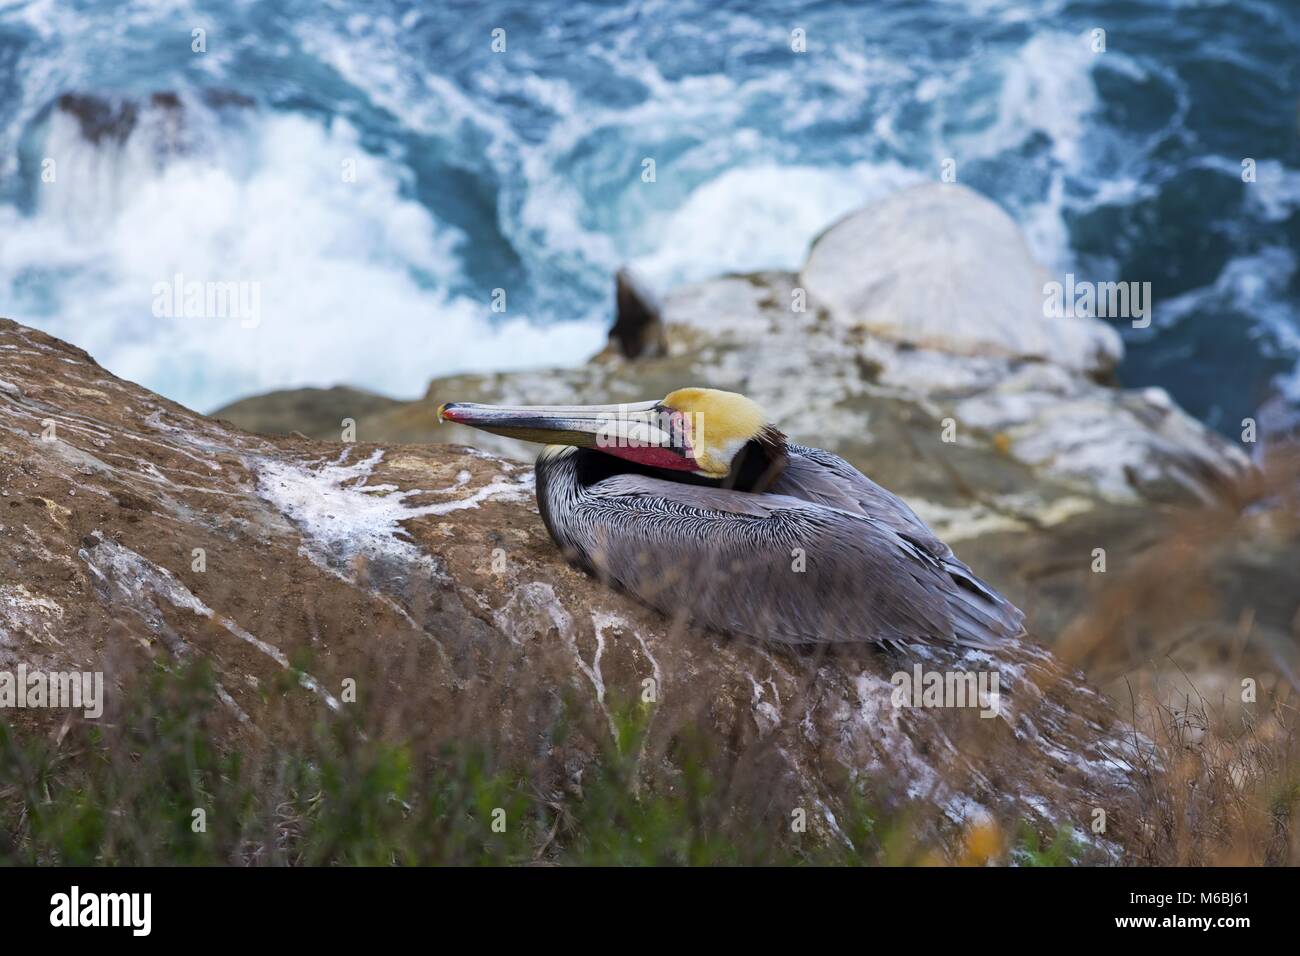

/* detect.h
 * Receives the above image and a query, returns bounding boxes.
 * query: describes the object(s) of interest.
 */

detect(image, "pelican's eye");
[662,409,694,458]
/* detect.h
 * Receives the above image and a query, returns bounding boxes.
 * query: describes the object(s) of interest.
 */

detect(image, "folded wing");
[574,465,1023,648]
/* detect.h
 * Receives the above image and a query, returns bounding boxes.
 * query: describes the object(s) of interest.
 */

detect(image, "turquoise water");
[0,0,1296,428]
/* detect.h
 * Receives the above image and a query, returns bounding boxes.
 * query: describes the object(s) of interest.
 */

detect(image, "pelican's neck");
[719,426,788,493]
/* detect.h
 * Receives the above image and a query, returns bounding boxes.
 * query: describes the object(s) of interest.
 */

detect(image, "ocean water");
[0,0,1296,428]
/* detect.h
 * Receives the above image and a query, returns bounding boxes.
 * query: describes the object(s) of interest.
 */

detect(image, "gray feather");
[536,445,1025,648]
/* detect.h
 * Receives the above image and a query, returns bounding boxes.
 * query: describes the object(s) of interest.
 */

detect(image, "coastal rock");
[595,267,668,361]
[1,316,1148,859]
[316,185,1245,513]
[213,385,401,441]
[800,183,1124,374]
[45,90,210,164]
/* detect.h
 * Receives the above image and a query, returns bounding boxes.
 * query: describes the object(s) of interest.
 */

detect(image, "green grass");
[0,656,916,866]
[1012,824,1085,867]
[0,656,1112,866]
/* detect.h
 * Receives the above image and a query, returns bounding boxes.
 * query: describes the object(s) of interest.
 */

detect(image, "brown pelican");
[438,388,1024,649]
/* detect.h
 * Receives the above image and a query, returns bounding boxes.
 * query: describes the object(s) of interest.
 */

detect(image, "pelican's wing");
[774,446,1026,640]
[774,445,951,557]
[577,472,1019,648]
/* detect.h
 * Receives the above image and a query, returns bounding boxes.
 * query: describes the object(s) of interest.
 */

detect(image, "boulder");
[212,385,401,440]
[800,183,1124,374]
[595,267,668,361]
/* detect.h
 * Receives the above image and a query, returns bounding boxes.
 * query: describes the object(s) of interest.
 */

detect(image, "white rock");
[800,183,1124,374]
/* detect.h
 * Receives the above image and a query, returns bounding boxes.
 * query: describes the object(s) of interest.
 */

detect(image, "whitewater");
[0,0,1296,430]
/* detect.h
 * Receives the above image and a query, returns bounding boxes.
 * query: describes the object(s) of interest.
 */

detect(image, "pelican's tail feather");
[942,560,1027,649]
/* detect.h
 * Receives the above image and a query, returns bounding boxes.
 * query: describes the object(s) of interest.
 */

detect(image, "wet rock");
[54,93,140,146]
[43,88,254,172]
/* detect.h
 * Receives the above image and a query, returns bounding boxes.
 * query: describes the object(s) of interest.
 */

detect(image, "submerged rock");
[53,93,142,146]
[0,316,1150,859]
[34,88,256,201]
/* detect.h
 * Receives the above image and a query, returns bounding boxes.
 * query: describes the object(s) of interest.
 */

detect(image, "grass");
[1123,679,1300,865]
[1068,444,1300,866]
[5,585,1299,867]
[9,656,1296,868]
[1,653,1078,866]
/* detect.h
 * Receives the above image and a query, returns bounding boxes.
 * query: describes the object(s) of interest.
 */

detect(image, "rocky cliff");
[0,310,1156,861]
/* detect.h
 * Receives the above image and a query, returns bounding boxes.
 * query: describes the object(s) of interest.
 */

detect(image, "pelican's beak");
[437,399,675,450]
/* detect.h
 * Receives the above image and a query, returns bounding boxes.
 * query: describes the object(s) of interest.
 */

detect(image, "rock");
[405,264,1246,506]
[596,267,668,361]
[800,183,1124,375]
[40,88,255,180]
[0,316,1150,859]
[54,93,141,146]
[213,385,401,440]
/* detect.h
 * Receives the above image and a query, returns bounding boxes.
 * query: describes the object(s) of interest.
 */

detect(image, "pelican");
[438,388,1024,649]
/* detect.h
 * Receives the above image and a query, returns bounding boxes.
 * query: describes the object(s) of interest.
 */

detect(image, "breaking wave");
[0,0,1295,424]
